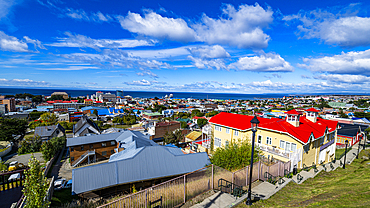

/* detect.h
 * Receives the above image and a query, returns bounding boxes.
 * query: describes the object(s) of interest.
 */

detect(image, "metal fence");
[98,160,291,208]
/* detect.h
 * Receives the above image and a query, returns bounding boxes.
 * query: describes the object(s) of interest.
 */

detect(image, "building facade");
[209,109,338,169]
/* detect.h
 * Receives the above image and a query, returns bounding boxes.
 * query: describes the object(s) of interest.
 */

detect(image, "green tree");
[210,139,259,171]
[39,112,57,124]
[163,129,183,145]
[180,121,188,129]
[41,136,66,161]
[32,95,43,103]
[18,136,42,154]
[22,155,50,208]
[93,109,98,116]
[29,111,44,120]
[197,118,208,128]
[0,118,28,142]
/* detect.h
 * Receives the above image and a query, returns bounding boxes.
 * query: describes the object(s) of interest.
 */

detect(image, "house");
[209,108,338,169]
[142,112,163,119]
[73,115,101,137]
[34,124,65,141]
[336,123,368,146]
[148,121,181,142]
[71,136,209,196]
[67,130,153,167]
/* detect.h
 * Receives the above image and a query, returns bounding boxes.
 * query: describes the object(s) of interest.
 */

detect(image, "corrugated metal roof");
[72,146,209,194]
[186,131,202,141]
[67,132,121,147]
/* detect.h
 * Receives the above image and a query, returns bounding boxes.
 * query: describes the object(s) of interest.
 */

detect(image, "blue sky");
[1,0,370,94]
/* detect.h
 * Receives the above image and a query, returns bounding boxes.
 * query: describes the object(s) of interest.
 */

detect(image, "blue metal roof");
[72,146,209,194]
[67,132,121,147]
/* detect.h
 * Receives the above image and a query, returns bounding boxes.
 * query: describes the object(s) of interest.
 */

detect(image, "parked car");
[8,161,26,172]
[8,173,24,181]
[64,179,72,189]
[54,178,66,191]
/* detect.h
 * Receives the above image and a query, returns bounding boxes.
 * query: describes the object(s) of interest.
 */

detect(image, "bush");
[18,136,42,154]
[210,139,259,171]
[41,137,66,161]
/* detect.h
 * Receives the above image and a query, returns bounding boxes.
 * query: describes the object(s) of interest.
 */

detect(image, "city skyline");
[1,0,370,94]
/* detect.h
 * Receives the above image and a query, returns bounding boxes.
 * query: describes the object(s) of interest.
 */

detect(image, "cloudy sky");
[1,0,370,94]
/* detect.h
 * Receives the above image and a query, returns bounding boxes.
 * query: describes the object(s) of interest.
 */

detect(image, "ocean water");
[0,87,287,100]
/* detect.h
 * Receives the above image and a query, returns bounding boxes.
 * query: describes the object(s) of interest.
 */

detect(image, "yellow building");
[209,108,338,169]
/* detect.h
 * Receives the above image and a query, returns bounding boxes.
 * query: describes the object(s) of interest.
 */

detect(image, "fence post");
[145,189,148,208]
[258,161,261,180]
[183,174,186,204]
[246,166,248,186]
[278,161,280,177]
[211,164,214,190]
[232,172,235,191]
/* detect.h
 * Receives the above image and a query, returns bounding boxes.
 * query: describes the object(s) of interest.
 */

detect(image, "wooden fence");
[97,160,291,208]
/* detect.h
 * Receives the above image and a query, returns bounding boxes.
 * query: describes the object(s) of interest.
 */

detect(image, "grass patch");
[24,133,34,139]
[236,149,370,208]
[51,188,79,207]
[335,148,346,159]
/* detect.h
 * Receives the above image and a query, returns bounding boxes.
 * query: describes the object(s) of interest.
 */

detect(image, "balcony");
[257,143,291,159]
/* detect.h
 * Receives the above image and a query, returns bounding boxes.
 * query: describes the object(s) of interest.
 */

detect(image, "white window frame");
[280,140,285,149]
[266,137,272,145]
[215,126,222,132]
[291,143,297,152]
[226,128,230,134]
[225,140,229,147]
[257,135,262,144]
[286,142,291,151]
[234,130,239,136]
[214,137,221,147]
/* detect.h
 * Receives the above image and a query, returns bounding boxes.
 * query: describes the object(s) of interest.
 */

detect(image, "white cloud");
[0,0,18,20]
[124,79,165,86]
[229,52,294,72]
[48,32,157,50]
[193,3,273,49]
[65,8,113,23]
[118,11,197,42]
[314,74,370,83]
[136,70,159,78]
[0,31,28,52]
[299,49,370,75]
[24,36,46,50]
[0,78,50,86]
[189,45,230,59]
[188,56,227,70]
[37,65,99,71]
[284,6,370,48]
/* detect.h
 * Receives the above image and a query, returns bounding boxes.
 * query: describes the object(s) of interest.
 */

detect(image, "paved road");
[0,187,23,208]
[50,148,72,181]
[3,152,45,165]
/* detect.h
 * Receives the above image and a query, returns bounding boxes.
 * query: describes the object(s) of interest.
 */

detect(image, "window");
[70,147,74,152]
[234,130,239,136]
[111,141,116,146]
[291,143,297,152]
[102,151,107,156]
[111,150,115,154]
[257,135,262,144]
[225,140,229,147]
[102,143,106,147]
[215,126,222,132]
[285,142,291,151]
[280,140,285,149]
[266,137,272,145]
[90,144,93,149]
[71,157,74,162]
[81,145,84,151]
[226,128,230,134]
[303,144,309,153]
[214,137,221,147]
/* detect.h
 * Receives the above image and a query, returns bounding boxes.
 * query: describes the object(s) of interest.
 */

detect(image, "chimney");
[285,109,301,127]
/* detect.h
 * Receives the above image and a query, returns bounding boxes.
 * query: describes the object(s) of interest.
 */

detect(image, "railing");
[72,150,95,167]
[257,144,291,158]
[218,178,244,198]
[98,161,291,208]
[0,168,29,192]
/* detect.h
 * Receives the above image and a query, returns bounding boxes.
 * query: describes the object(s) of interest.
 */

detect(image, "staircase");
[72,150,96,167]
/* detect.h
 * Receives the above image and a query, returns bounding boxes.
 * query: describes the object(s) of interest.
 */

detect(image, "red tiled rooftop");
[306,108,320,112]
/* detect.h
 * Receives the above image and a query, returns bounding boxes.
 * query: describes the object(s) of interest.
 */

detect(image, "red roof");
[209,112,338,144]
[306,108,320,112]
[285,109,301,115]
[46,101,55,104]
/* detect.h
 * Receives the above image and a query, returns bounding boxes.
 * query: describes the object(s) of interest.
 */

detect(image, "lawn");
[114,124,132,129]
[236,149,370,208]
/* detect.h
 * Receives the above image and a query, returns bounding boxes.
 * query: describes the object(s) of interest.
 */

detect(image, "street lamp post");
[343,140,348,169]
[246,116,260,206]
